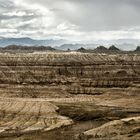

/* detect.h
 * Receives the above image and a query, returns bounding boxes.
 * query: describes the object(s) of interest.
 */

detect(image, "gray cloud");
[23,0,140,30]
[49,0,140,31]
[0,0,45,38]
[0,0,140,41]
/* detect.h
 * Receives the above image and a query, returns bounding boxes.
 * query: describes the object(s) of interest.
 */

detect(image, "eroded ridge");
[80,116,140,140]
[0,98,73,137]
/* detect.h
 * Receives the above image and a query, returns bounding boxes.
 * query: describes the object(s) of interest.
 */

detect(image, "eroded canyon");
[0,52,139,140]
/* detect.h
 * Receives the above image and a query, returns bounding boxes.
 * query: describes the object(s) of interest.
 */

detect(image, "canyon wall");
[0,52,139,98]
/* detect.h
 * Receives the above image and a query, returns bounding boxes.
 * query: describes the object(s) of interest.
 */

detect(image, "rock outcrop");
[0,98,73,137]
[80,116,140,140]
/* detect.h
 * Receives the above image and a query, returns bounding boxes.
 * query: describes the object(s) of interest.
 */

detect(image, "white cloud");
[2,11,27,17]
[0,28,17,33]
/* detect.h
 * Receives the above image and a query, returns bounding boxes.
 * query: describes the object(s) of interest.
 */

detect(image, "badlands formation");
[0,52,139,140]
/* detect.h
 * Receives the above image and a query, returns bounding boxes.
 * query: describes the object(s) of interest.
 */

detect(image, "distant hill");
[94,46,108,53]
[1,45,56,51]
[0,44,140,54]
[56,44,98,50]
[76,45,128,53]
[135,46,140,52]
[77,47,87,52]
[108,45,121,52]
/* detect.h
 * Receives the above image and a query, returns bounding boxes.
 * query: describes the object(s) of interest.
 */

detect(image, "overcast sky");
[0,0,140,42]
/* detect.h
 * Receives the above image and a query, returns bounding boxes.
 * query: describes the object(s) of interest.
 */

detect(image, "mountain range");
[0,37,67,47]
[0,37,140,51]
[0,45,140,53]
